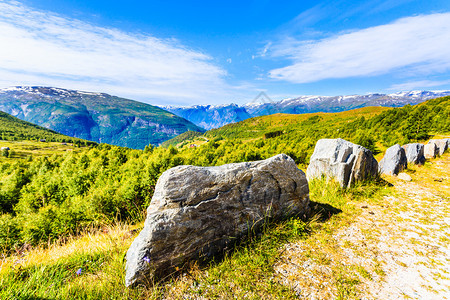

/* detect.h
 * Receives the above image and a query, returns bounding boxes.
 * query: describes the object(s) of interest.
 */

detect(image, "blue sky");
[0,0,450,105]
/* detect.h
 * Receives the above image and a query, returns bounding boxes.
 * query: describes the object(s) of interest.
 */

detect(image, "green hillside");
[0,110,96,162]
[160,130,203,147]
[0,111,92,144]
[0,87,204,149]
[208,96,449,142]
[177,96,449,163]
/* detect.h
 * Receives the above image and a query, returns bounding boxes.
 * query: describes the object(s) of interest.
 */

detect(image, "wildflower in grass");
[143,256,151,264]
[76,268,82,275]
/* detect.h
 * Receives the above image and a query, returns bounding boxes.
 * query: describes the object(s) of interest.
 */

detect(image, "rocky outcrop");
[379,144,407,176]
[306,138,378,188]
[125,154,310,287]
[402,143,425,165]
[428,139,449,156]
[424,143,438,159]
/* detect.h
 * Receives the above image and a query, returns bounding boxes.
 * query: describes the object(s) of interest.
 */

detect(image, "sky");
[0,0,450,106]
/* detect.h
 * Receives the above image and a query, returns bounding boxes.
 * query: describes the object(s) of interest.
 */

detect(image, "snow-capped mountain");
[160,103,252,130]
[245,91,450,116]
[165,91,450,129]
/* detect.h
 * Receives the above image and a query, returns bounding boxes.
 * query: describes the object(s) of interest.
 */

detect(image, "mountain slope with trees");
[0,110,92,145]
[0,87,203,149]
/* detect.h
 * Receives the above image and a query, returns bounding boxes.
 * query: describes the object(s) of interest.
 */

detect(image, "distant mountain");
[245,91,450,116]
[0,87,203,149]
[164,91,450,129]
[160,104,251,130]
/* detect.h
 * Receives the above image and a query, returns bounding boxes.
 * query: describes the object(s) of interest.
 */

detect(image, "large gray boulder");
[402,143,425,165]
[379,144,407,176]
[306,138,378,188]
[428,139,449,156]
[125,154,309,287]
[424,143,438,159]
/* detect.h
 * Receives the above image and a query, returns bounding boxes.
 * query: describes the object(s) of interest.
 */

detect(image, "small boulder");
[306,138,378,188]
[125,154,309,287]
[378,144,407,176]
[397,172,412,182]
[428,139,449,156]
[402,143,425,165]
[424,143,438,159]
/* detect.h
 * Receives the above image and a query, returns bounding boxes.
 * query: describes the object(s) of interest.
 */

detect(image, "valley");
[0,87,203,149]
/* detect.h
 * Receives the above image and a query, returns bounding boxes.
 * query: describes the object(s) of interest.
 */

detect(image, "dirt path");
[275,154,450,299]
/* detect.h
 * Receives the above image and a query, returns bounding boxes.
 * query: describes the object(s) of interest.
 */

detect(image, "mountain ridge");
[162,90,450,129]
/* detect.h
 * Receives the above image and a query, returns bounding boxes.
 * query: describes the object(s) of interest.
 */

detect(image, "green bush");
[1,148,9,157]
[0,214,20,251]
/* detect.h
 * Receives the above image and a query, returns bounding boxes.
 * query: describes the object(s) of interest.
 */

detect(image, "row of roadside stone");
[379,138,449,176]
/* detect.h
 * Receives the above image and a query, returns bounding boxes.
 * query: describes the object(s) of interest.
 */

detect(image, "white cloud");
[389,79,450,91]
[0,0,230,105]
[254,42,272,59]
[268,13,450,83]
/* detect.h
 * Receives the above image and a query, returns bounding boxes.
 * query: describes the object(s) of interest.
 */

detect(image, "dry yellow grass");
[1,223,141,273]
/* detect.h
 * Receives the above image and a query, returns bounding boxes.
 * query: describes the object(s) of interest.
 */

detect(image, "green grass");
[160,130,203,148]
[0,140,89,162]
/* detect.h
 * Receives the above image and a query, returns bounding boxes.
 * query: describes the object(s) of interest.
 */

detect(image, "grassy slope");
[0,111,89,144]
[168,106,392,169]
[206,106,389,140]
[0,111,93,161]
[172,97,449,165]
[0,140,89,163]
[160,130,203,148]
